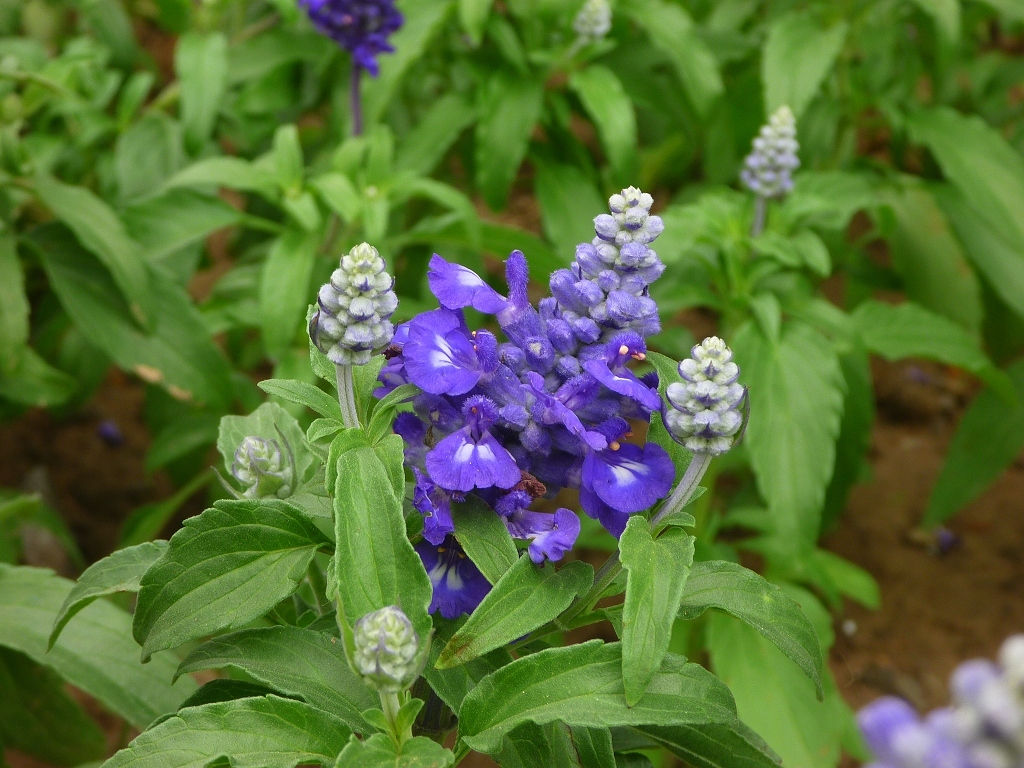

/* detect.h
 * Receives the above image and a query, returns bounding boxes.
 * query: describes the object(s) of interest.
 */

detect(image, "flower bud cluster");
[665,337,745,455]
[298,0,403,76]
[231,436,294,499]
[573,0,611,42]
[859,634,1024,768]
[310,242,398,366]
[351,606,421,693]
[740,105,800,199]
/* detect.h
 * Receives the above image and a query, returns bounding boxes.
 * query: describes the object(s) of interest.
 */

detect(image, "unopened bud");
[231,436,294,499]
[740,105,800,199]
[665,337,745,455]
[352,606,420,693]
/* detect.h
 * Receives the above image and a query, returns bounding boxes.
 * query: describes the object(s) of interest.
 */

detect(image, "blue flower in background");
[298,0,403,76]
[415,538,492,620]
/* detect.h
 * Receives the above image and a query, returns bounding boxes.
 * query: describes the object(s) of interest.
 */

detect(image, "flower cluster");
[740,105,800,199]
[309,242,398,366]
[859,635,1024,768]
[666,337,745,455]
[573,0,612,42]
[298,0,403,76]
[231,436,294,499]
[380,187,675,617]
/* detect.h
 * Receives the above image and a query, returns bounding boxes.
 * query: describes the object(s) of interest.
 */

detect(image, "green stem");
[380,690,412,749]
[305,561,328,615]
[750,195,767,238]
[451,740,471,765]
[650,453,713,528]
[335,364,361,429]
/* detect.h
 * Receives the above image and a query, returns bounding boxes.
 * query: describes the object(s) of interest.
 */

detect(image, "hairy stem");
[335,364,361,429]
[651,452,713,528]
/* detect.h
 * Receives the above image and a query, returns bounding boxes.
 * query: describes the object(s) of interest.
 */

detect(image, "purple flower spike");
[425,396,520,492]
[427,254,509,314]
[415,537,491,618]
[858,698,921,763]
[581,440,674,517]
[298,0,404,76]
[402,309,481,395]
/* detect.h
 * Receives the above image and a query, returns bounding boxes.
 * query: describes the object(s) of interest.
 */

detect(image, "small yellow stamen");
[618,344,629,356]
[610,440,620,451]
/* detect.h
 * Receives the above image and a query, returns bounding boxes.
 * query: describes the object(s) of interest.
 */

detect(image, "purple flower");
[425,396,520,492]
[402,309,481,396]
[427,254,509,314]
[298,0,403,76]
[412,469,455,545]
[415,537,491,619]
[505,507,581,564]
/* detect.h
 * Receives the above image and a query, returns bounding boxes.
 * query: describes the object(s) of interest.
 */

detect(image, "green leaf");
[163,157,279,198]
[622,0,723,116]
[493,723,616,768]
[707,613,846,768]
[258,379,340,419]
[311,173,361,222]
[332,446,431,637]
[906,0,960,41]
[424,620,512,714]
[906,107,1024,249]
[534,161,605,259]
[335,733,455,767]
[568,66,638,180]
[850,300,1007,395]
[677,560,823,696]
[0,346,77,407]
[176,626,375,732]
[81,0,137,66]
[636,723,781,768]
[475,72,544,209]
[102,695,351,768]
[260,228,321,360]
[880,182,982,332]
[123,189,242,265]
[451,498,518,585]
[0,564,196,728]
[176,32,228,154]
[458,642,741,755]
[822,348,874,529]
[436,557,592,669]
[363,1,455,125]
[33,175,154,326]
[49,541,168,649]
[115,113,183,201]
[458,0,493,45]
[934,185,1024,324]
[762,13,847,119]
[789,230,831,277]
[133,499,330,659]
[272,124,304,194]
[925,359,1024,526]
[395,93,476,177]
[0,648,105,766]
[217,402,315,489]
[0,234,27,374]
[620,518,695,706]
[731,322,845,546]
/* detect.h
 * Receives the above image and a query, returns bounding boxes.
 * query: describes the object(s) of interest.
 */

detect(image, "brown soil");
[2,358,1023,767]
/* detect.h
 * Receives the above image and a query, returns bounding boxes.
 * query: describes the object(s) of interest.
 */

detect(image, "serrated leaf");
[0,564,195,728]
[423,620,512,714]
[925,359,1024,526]
[335,733,454,767]
[677,560,823,696]
[475,73,544,209]
[133,499,330,658]
[731,322,844,546]
[0,648,105,766]
[176,32,228,154]
[451,498,518,585]
[332,446,431,637]
[622,0,722,116]
[50,541,168,649]
[569,66,638,180]
[620,518,695,706]
[33,175,153,326]
[762,14,847,118]
[176,626,375,732]
[437,557,592,668]
[458,641,740,755]
[850,300,1006,395]
[906,107,1024,249]
[101,695,351,768]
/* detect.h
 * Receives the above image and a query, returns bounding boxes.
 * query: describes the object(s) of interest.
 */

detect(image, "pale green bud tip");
[573,0,611,41]
[665,337,746,455]
[309,242,398,366]
[231,436,294,498]
[353,606,419,693]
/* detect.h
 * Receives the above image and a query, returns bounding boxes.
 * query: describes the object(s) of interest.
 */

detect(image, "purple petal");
[582,441,673,513]
[525,372,608,451]
[427,254,508,314]
[857,697,920,762]
[583,358,662,411]
[504,508,580,564]
[403,309,481,395]
[415,538,491,618]
[579,484,630,537]
[412,469,455,545]
[425,430,520,492]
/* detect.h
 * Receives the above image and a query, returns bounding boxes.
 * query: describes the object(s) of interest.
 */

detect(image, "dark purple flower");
[427,255,508,314]
[97,419,124,447]
[412,469,455,545]
[425,396,520,492]
[298,0,403,76]
[580,438,674,536]
[402,309,481,396]
[415,537,491,619]
[504,507,581,564]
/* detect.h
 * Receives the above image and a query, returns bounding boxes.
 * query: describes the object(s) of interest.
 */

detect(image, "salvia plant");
[32,188,831,768]
[859,635,1024,768]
